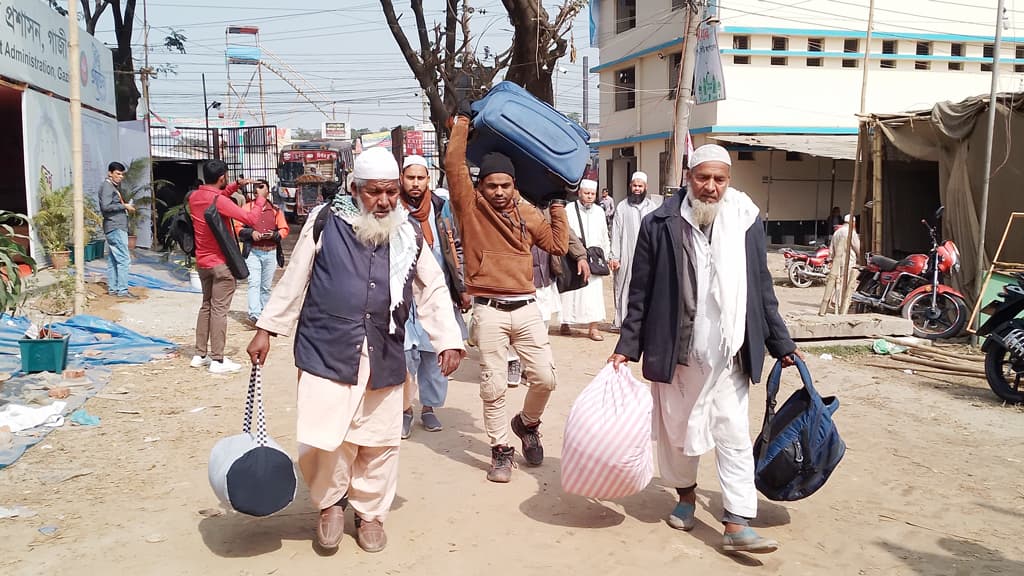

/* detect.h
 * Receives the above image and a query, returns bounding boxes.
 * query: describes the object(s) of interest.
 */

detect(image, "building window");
[733,35,750,65]
[668,53,682,99]
[1016,45,1024,73]
[786,151,803,162]
[843,38,859,68]
[982,43,994,72]
[615,67,636,111]
[616,0,637,34]
[738,151,755,161]
[881,39,896,69]
[949,43,964,71]
[807,38,823,67]
[671,0,685,10]
[915,41,931,70]
[771,36,788,66]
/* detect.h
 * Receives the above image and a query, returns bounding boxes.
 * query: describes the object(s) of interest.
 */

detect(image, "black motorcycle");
[976,273,1024,404]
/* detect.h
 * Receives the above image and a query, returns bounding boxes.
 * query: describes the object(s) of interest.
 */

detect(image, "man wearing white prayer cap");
[248,144,466,554]
[610,143,803,554]
[609,170,659,327]
[397,153,468,439]
[560,178,609,340]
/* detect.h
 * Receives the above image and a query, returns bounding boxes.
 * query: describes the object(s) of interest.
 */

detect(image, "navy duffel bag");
[753,356,845,502]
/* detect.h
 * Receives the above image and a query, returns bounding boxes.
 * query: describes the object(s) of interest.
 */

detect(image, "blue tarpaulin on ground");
[85,250,200,293]
[0,315,178,468]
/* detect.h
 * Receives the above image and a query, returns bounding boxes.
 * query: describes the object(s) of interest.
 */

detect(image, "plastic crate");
[68,240,105,263]
[19,334,70,373]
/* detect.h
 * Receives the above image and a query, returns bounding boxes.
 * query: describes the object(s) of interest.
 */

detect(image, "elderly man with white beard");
[609,144,803,554]
[247,147,465,555]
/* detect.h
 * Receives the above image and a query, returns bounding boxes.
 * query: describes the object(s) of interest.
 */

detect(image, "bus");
[274,140,354,222]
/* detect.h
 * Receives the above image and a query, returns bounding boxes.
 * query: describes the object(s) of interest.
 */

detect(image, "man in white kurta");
[560,179,609,340]
[610,145,801,554]
[819,214,861,315]
[609,171,659,327]
[247,148,464,555]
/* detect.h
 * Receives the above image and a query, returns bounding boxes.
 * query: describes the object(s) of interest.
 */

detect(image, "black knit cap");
[477,152,516,181]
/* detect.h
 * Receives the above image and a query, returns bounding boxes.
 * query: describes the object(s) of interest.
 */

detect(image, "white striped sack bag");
[561,363,654,499]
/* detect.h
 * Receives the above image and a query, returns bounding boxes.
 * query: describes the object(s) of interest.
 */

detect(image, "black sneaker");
[487,445,516,483]
[511,413,544,466]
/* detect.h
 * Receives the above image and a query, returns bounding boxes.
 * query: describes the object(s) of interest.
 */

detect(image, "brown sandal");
[588,331,605,341]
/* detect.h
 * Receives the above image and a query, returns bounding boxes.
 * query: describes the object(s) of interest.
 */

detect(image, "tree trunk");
[501,0,570,105]
[112,47,141,121]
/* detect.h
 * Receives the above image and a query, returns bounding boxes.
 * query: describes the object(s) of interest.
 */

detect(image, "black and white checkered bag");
[208,363,296,517]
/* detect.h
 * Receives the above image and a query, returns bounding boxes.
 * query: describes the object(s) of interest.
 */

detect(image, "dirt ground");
[0,252,1022,576]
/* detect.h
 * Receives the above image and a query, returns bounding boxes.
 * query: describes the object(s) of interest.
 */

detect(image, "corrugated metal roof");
[711,134,859,160]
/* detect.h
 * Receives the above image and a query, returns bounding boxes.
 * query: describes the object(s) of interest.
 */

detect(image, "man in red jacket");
[188,160,260,374]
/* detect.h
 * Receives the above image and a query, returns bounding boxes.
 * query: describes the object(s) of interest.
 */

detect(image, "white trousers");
[298,442,399,521]
[653,361,757,518]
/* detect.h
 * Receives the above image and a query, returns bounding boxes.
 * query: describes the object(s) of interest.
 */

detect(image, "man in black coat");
[610,144,802,554]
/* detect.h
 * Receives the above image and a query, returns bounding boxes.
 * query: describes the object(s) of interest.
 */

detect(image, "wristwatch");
[549,199,568,206]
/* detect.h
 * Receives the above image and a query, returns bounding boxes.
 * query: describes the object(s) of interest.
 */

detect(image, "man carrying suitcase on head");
[446,114,569,483]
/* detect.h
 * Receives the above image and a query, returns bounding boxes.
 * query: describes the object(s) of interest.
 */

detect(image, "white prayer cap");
[402,155,428,171]
[844,214,851,223]
[580,179,598,191]
[354,148,399,180]
[630,171,648,184]
[688,144,732,168]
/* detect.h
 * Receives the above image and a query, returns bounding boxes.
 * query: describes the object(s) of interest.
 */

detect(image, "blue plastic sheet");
[0,315,177,468]
[85,250,200,293]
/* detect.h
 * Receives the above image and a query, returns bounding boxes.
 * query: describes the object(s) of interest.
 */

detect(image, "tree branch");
[411,0,431,65]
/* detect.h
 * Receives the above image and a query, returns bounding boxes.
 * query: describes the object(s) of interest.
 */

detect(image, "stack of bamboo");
[867,338,987,379]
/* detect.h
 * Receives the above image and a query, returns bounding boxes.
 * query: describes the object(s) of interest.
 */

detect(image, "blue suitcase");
[468,82,591,205]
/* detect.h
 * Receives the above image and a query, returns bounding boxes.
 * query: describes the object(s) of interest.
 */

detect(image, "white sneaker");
[190,355,211,368]
[209,357,242,374]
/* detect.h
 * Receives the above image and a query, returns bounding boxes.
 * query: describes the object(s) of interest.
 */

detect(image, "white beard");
[688,193,720,229]
[352,208,404,247]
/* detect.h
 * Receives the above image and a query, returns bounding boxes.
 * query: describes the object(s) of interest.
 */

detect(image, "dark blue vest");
[294,213,420,389]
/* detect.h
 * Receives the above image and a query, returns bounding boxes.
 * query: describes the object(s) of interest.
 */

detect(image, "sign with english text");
[0,0,115,114]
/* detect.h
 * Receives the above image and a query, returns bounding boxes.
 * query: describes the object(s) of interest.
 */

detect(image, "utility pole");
[142,0,156,246]
[976,0,1006,330]
[667,2,702,191]
[582,56,590,127]
[203,73,211,154]
[835,0,876,315]
[68,0,85,314]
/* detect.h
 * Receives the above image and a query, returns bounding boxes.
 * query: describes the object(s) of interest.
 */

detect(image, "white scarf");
[329,196,420,334]
[708,187,760,363]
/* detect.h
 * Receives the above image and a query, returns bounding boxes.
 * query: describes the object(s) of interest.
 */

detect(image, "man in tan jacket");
[447,115,569,483]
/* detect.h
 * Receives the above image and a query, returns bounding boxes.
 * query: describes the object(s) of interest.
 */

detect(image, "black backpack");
[753,356,845,502]
[166,191,196,257]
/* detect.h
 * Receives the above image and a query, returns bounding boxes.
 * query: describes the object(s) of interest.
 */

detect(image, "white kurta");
[650,197,756,517]
[257,212,466,450]
[561,200,609,324]
[610,196,658,327]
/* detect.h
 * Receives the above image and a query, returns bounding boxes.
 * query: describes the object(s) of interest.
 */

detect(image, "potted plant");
[0,210,37,317]
[119,157,171,250]
[32,179,73,270]
[69,199,105,263]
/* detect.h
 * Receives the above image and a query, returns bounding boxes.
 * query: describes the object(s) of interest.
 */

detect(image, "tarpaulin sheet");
[85,250,200,293]
[0,315,177,468]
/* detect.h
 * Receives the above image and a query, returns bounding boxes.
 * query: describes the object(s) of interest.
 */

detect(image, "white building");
[592,0,1020,242]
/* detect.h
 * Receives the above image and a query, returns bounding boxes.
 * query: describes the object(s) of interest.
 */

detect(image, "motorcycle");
[781,242,831,288]
[851,206,968,340]
[976,273,1024,404]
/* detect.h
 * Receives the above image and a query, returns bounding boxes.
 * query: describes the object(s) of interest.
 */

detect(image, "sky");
[88,0,603,132]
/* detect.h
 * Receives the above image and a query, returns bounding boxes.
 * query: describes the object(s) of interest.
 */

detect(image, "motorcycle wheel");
[788,262,813,288]
[984,344,1024,404]
[902,292,968,340]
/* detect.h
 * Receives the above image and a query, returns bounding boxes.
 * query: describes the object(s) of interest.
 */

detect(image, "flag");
[150,110,182,140]
[589,0,599,47]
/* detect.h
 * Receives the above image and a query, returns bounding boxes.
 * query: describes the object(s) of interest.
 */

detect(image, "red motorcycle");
[851,207,967,340]
[781,243,832,288]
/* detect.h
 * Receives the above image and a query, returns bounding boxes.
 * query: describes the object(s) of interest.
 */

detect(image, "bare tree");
[379,0,584,135]
[501,0,585,104]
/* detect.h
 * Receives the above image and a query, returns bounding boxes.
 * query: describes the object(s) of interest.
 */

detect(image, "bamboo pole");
[871,124,884,254]
[864,362,986,379]
[68,0,85,314]
[882,338,986,363]
[885,355,986,375]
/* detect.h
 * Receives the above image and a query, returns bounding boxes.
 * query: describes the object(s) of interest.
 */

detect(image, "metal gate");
[221,125,279,187]
[150,124,279,187]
